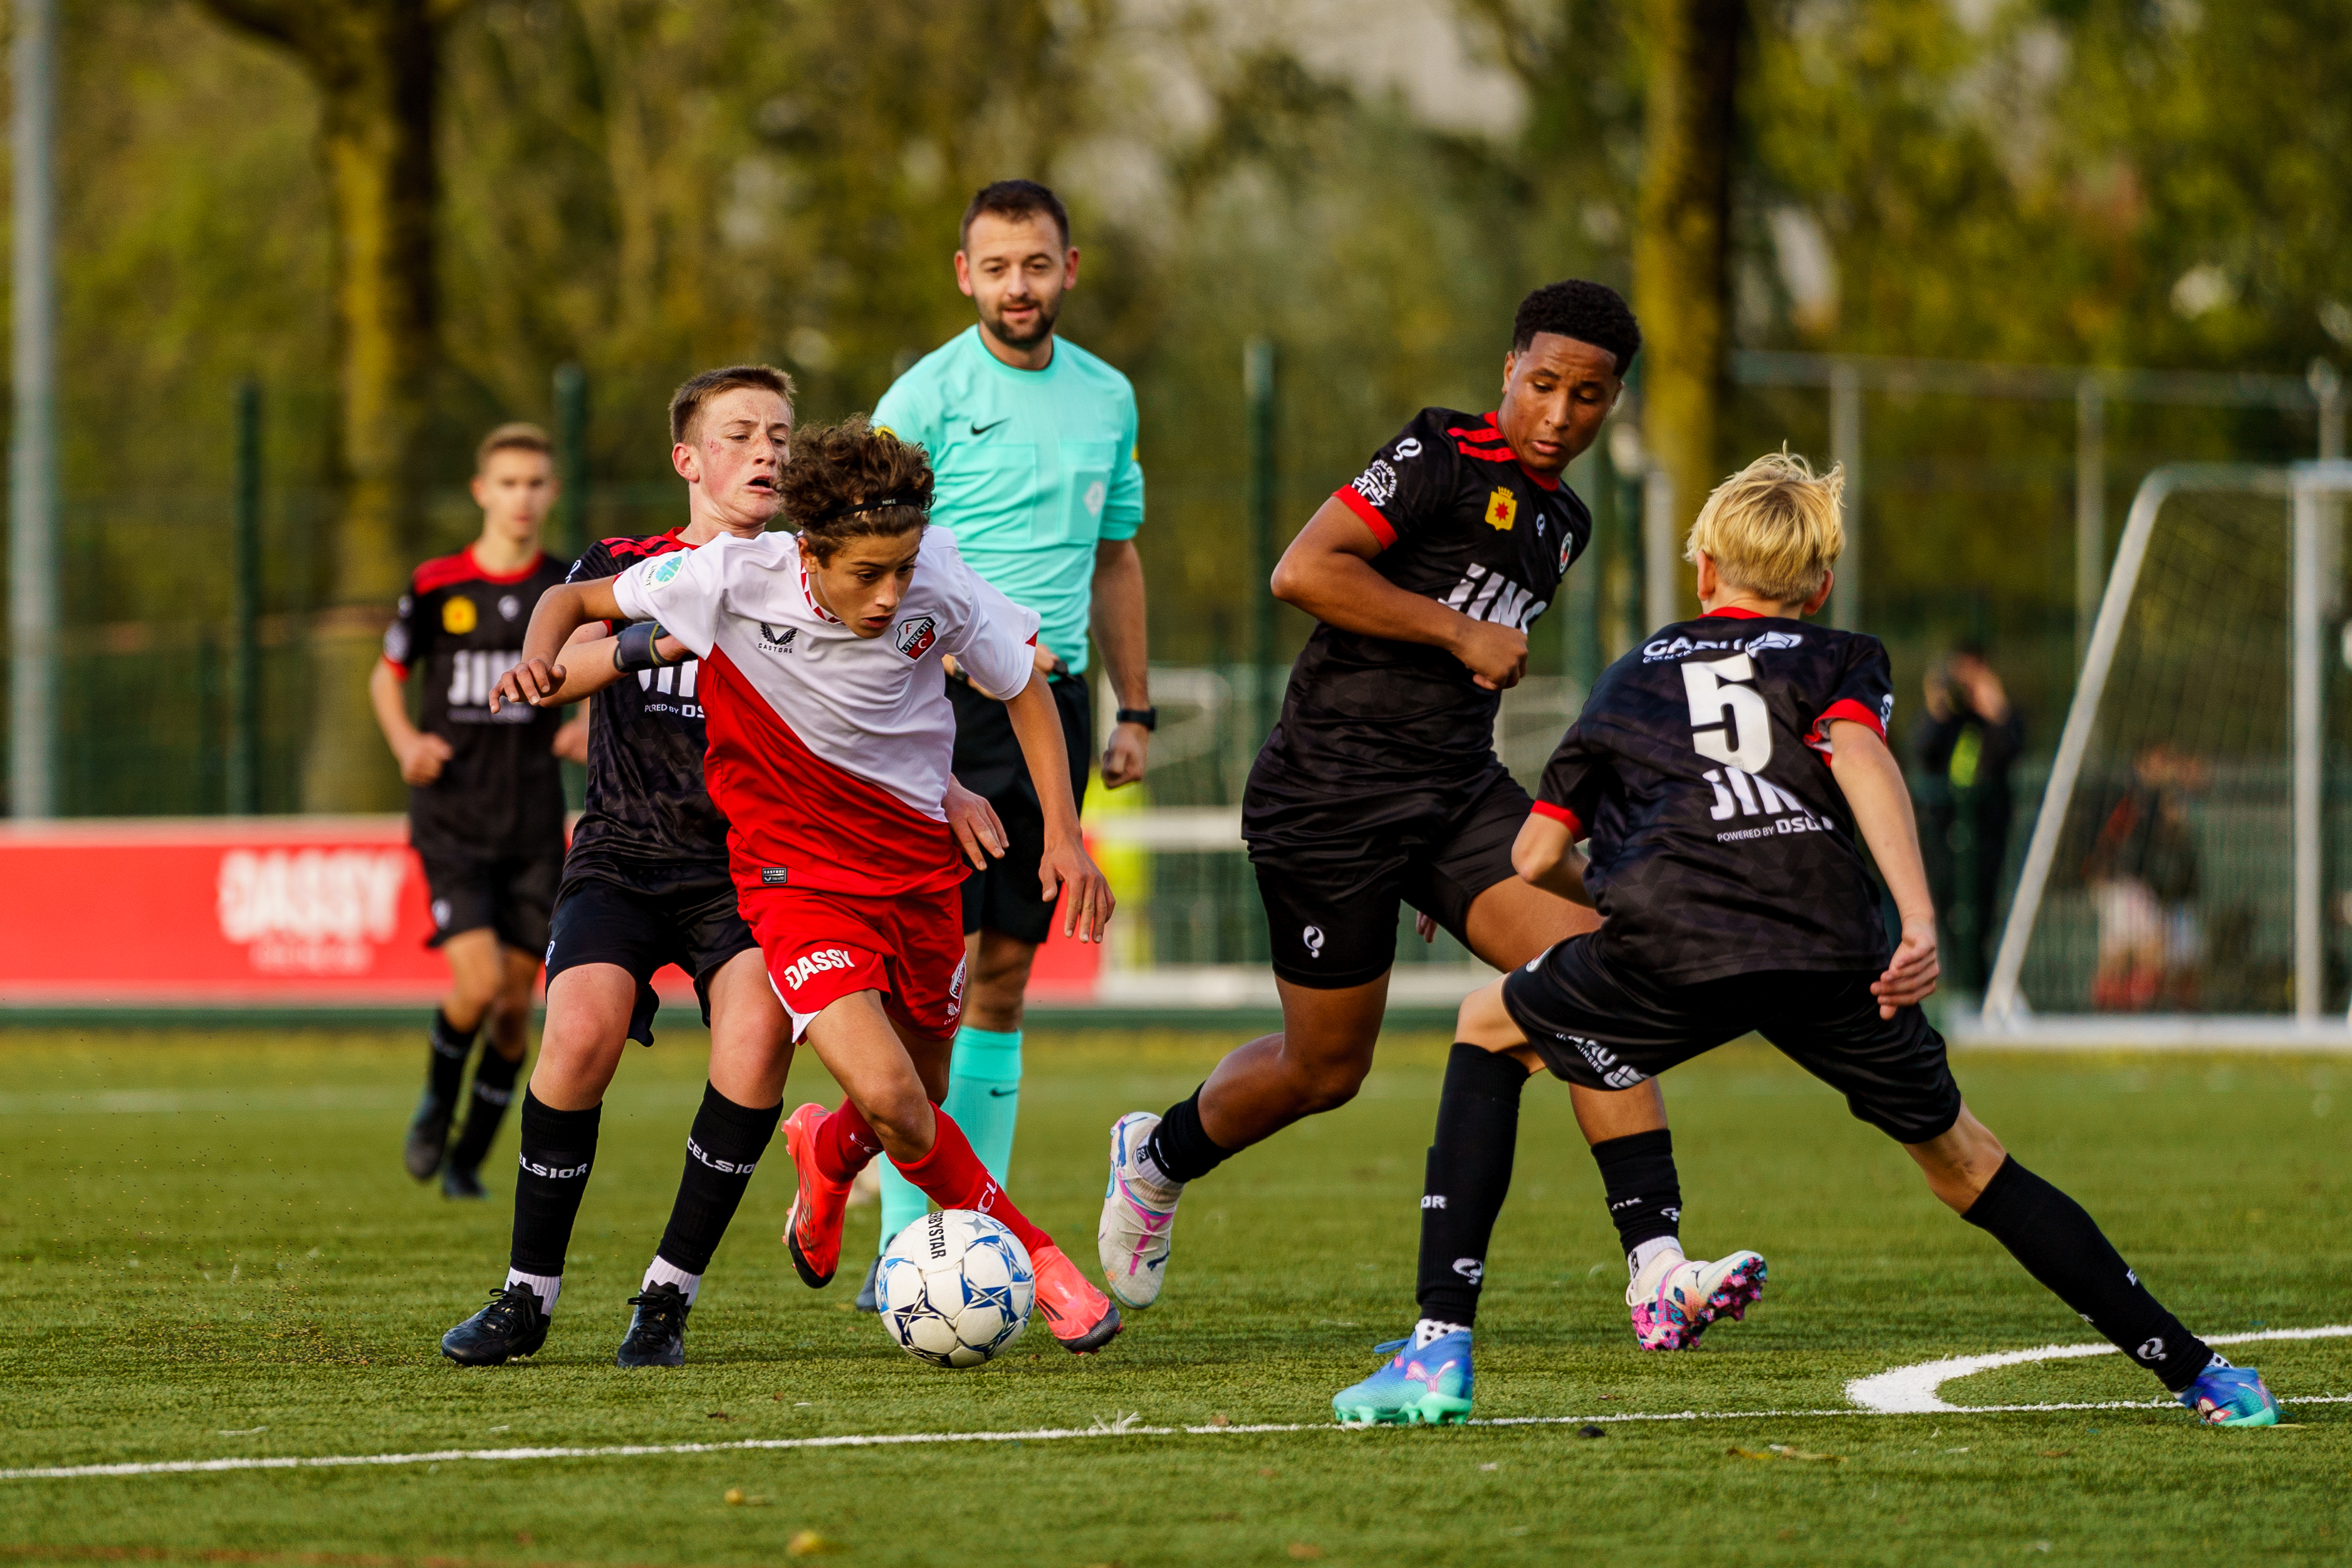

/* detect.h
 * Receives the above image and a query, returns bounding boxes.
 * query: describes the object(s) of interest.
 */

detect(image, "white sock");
[1412,1317,1469,1349]
[642,1257,701,1306]
[506,1268,562,1315]
[1124,1140,1183,1205]
[1628,1235,1685,1284]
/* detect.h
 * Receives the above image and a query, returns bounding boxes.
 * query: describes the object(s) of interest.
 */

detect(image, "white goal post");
[1982,461,2352,1028]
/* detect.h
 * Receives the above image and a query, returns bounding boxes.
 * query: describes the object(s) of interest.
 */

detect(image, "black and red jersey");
[1260,406,1592,785]
[382,546,572,859]
[561,531,732,897]
[1536,607,1896,983]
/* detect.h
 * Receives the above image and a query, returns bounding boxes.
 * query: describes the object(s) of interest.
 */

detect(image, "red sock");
[892,1109,1054,1259]
[811,1099,883,1186]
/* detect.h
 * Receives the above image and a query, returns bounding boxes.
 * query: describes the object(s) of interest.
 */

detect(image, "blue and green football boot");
[2177,1360,2280,1427]
[1332,1329,1475,1426]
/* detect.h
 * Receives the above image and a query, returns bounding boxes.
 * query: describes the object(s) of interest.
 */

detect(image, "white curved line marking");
[10,1389,2352,1482]
[1847,1322,2352,1413]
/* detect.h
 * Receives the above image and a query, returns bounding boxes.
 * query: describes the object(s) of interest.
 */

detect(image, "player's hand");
[1451,619,1529,691]
[1041,830,1114,944]
[1033,639,1062,676]
[551,713,590,764]
[1416,911,1438,944]
[1100,722,1150,789]
[395,732,454,786]
[493,656,567,712]
[944,777,1008,872]
[1871,913,1940,1018]
[654,634,688,664]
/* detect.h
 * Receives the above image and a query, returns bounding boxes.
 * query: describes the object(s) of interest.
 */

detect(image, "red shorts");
[741,884,966,1043]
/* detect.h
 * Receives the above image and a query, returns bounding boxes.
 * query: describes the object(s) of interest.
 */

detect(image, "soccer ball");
[876,1208,1035,1368]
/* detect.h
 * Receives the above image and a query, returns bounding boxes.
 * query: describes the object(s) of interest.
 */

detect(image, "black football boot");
[441,1163,488,1201]
[441,1284,550,1366]
[404,1090,454,1181]
[615,1283,689,1368]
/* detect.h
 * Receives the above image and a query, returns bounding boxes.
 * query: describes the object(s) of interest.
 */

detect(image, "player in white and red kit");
[501,419,1123,1353]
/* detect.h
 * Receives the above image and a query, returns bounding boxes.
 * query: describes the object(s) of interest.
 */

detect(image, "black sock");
[1963,1154,2212,1392]
[1413,1045,1530,1329]
[1145,1087,1235,1184]
[448,1045,523,1174]
[653,1083,784,1276]
[428,1009,477,1106]
[510,1089,600,1278]
[1591,1129,1682,1268]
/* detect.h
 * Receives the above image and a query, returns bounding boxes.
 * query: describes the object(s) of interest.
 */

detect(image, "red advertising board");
[0,817,1100,1009]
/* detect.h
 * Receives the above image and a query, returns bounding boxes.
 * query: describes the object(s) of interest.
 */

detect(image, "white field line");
[1846,1322,2352,1413]
[7,1393,2349,1482]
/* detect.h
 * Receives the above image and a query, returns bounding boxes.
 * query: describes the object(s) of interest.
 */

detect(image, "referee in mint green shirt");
[858,180,1156,1305]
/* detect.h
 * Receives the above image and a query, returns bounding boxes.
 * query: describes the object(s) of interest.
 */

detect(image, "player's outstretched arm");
[1826,719,1941,1018]
[491,577,631,713]
[1272,496,1529,691]
[1004,674,1114,943]
[1510,813,1595,906]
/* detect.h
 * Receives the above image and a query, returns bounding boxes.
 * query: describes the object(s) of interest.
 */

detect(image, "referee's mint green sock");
[875,1027,1025,1257]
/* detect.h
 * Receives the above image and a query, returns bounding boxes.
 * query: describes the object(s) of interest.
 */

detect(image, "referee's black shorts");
[948,672,1092,946]
[1501,934,1963,1145]
[543,871,758,1047]
[1244,758,1528,990]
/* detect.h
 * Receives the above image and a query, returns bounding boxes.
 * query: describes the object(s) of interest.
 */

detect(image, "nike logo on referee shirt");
[970,417,1008,436]
[989,1087,1017,1097]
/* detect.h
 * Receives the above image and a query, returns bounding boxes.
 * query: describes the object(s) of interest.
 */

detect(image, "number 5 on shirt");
[1682,653,1772,773]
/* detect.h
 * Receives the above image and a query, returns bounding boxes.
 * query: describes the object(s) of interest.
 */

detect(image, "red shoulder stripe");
[601,530,689,562]
[410,550,482,595]
[1456,441,1519,463]
[1448,425,1505,443]
[1334,485,1397,548]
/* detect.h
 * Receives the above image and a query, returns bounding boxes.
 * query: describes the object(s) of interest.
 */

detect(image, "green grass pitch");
[1,1027,2346,1565]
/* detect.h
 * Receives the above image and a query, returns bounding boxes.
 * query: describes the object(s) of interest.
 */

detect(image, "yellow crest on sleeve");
[442,595,478,634]
[1483,487,1518,531]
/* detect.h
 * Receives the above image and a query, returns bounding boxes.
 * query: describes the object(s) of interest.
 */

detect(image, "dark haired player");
[375,423,585,1200]
[1334,451,2279,1428]
[436,367,800,1369]
[1102,283,1760,1352]
[514,417,1122,1353]
[858,177,1154,1309]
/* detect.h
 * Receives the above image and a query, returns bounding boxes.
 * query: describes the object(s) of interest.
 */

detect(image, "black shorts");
[543,873,758,1047]
[948,673,1092,946]
[1502,934,1963,1144]
[419,844,563,955]
[1245,760,1527,989]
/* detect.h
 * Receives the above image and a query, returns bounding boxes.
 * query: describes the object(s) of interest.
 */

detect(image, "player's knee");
[1290,1056,1369,1114]
[863,1087,935,1158]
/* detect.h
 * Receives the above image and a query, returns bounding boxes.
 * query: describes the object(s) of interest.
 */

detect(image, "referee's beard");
[981,291,1060,352]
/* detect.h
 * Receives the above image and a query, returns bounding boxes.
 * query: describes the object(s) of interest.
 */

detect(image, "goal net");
[1984,463,2351,1026]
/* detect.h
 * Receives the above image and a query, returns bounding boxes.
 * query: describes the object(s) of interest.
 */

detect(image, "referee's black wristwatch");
[1115,706,1158,732]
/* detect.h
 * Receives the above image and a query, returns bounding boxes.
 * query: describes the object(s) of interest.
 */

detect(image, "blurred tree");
[191,0,468,810]
[1634,0,1743,563]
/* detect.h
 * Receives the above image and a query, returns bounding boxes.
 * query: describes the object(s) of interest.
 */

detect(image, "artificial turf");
[0,1026,2345,1566]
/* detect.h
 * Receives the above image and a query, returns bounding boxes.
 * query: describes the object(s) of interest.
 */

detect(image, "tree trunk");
[1633,0,1742,619]
[193,0,445,811]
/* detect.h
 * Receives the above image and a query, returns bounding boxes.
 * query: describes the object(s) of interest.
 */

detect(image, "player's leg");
[1760,976,2276,1426]
[441,943,539,1199]
[404,861,504,1181]
[620,939,791,1369]
[1437,769,1723,1338]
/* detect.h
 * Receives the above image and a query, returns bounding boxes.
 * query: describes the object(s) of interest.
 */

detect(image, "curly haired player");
[506,418,1124,1354]
[1332,452,2278,1429]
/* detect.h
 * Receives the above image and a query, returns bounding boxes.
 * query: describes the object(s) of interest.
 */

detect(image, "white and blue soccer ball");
[876,1208,1035,1368]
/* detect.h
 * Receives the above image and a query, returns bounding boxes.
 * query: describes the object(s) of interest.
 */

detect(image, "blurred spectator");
[1916,643,2024,992]
[2084,743,2207,1011]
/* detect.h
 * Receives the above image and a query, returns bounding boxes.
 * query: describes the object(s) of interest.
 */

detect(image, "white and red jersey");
[610,526,1042,899]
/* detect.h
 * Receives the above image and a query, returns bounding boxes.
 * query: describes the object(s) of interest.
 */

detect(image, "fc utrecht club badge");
[892,615,938,660]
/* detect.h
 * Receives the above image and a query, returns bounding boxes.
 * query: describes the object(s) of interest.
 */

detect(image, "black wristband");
[614,620,670,672]
[1116,706,1159,732]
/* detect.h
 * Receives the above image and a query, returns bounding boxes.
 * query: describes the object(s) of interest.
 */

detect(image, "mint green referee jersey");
[872,325,1143,675]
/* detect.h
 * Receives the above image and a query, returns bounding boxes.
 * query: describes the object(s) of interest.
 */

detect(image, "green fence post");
[554,363,589,557]
[227,379,261,815]
[1245,337,1277,746]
